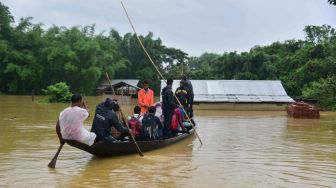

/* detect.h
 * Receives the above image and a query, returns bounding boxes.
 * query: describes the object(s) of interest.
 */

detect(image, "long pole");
[105,72,144,156]
[120,1,202,145]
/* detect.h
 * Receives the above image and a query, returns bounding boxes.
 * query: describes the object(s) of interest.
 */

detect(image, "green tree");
[0,2,13,39]
[302,76,336,109]
[42,82,73,103]
[304,25,335,44]
[0,3,336,109]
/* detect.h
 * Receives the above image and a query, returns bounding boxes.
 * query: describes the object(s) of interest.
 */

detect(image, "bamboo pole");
[105,72,144,156]
[120,1,202,145]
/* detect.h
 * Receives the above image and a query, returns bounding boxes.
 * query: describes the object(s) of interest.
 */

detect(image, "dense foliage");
[0,3,187,96]
[175,25,336,110]
[0,3,335,109]
[42,82,73,103]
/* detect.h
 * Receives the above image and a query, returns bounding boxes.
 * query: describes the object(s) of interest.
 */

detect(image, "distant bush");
[42,82,73,103]
[302,76,336,110]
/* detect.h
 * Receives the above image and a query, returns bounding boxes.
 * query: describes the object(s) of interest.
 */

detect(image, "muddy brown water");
[0,96,335,187]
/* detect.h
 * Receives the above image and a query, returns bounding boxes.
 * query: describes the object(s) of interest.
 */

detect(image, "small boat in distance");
[65,128,195,157]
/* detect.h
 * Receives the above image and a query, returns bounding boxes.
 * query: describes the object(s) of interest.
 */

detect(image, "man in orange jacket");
[138,80,154,115]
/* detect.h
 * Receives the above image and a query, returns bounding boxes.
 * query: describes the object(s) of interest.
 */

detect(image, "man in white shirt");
[56,94,96,146]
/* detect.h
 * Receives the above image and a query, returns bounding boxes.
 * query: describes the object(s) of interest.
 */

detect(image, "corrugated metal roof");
[160,80,294,103]
[97,79,140,90]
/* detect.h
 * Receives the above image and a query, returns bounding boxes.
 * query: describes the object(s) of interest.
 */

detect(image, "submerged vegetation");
[42,82,73,103]
[0,2,335,109]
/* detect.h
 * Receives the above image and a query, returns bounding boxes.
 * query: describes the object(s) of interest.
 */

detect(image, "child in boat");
[128,106,143,140]
[141,106,163,140]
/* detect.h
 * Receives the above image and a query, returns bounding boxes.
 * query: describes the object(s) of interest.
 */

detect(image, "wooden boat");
[66,128,195,157]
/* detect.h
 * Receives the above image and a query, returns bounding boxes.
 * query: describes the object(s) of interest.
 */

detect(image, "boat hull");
[66,128,195,157]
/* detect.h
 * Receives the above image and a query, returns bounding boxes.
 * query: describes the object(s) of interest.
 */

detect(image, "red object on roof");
[287,101,320,119]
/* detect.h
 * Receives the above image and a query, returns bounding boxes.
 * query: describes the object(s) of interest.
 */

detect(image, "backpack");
[128,116,141,137]
[141,114,159,140]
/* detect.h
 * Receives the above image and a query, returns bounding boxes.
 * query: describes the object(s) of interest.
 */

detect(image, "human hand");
[81,98,88,109]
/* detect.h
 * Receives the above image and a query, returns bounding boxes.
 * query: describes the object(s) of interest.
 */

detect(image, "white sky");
[3,0,336,56]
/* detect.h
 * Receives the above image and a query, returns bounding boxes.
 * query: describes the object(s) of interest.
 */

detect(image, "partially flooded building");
[161,80,294,111]
[97,79,140,104]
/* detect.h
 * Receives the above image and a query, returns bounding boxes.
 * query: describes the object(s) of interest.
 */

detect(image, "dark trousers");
[182,104,189,118]
[163,109,174,137]
[189,95,194,118]
[102,135,119,143]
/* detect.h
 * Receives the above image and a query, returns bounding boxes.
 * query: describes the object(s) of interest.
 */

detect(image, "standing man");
[162,78,180,138]
[56,94,96,146]
[181,75,194,118]
[138,80,154,115]
[175,80,190,115]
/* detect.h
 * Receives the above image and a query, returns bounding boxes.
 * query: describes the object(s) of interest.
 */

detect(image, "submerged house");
[160,80,294,111]
[97,79,140,104]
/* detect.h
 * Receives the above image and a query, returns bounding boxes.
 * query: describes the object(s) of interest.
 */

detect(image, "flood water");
[0,95,336,187]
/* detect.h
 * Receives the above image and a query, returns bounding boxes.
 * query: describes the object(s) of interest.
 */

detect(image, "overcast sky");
[3,0,336,56]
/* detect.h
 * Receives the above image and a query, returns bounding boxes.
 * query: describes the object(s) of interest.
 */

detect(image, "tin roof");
[97,79,140,90]
[160,80,294,103]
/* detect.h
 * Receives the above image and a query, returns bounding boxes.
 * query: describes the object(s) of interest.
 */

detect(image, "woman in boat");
[171,107,189,136]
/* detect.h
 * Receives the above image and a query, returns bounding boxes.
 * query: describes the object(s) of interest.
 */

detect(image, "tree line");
[168,25,336,109]
[0,2,187,96]
[0,2,335,109]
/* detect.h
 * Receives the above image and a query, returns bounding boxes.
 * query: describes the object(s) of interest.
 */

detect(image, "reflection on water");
[0,95,336,187]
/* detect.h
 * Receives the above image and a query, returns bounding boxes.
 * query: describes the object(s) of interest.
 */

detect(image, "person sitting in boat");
[162,78,181,138]
[128,106,143,140]
[141,106,163,140]
[171,108,189,136]
[175,107,194,130]
[175,80,190,116]
[90,98,132,143]
[56,94,96,146]
[110,100,129,140]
